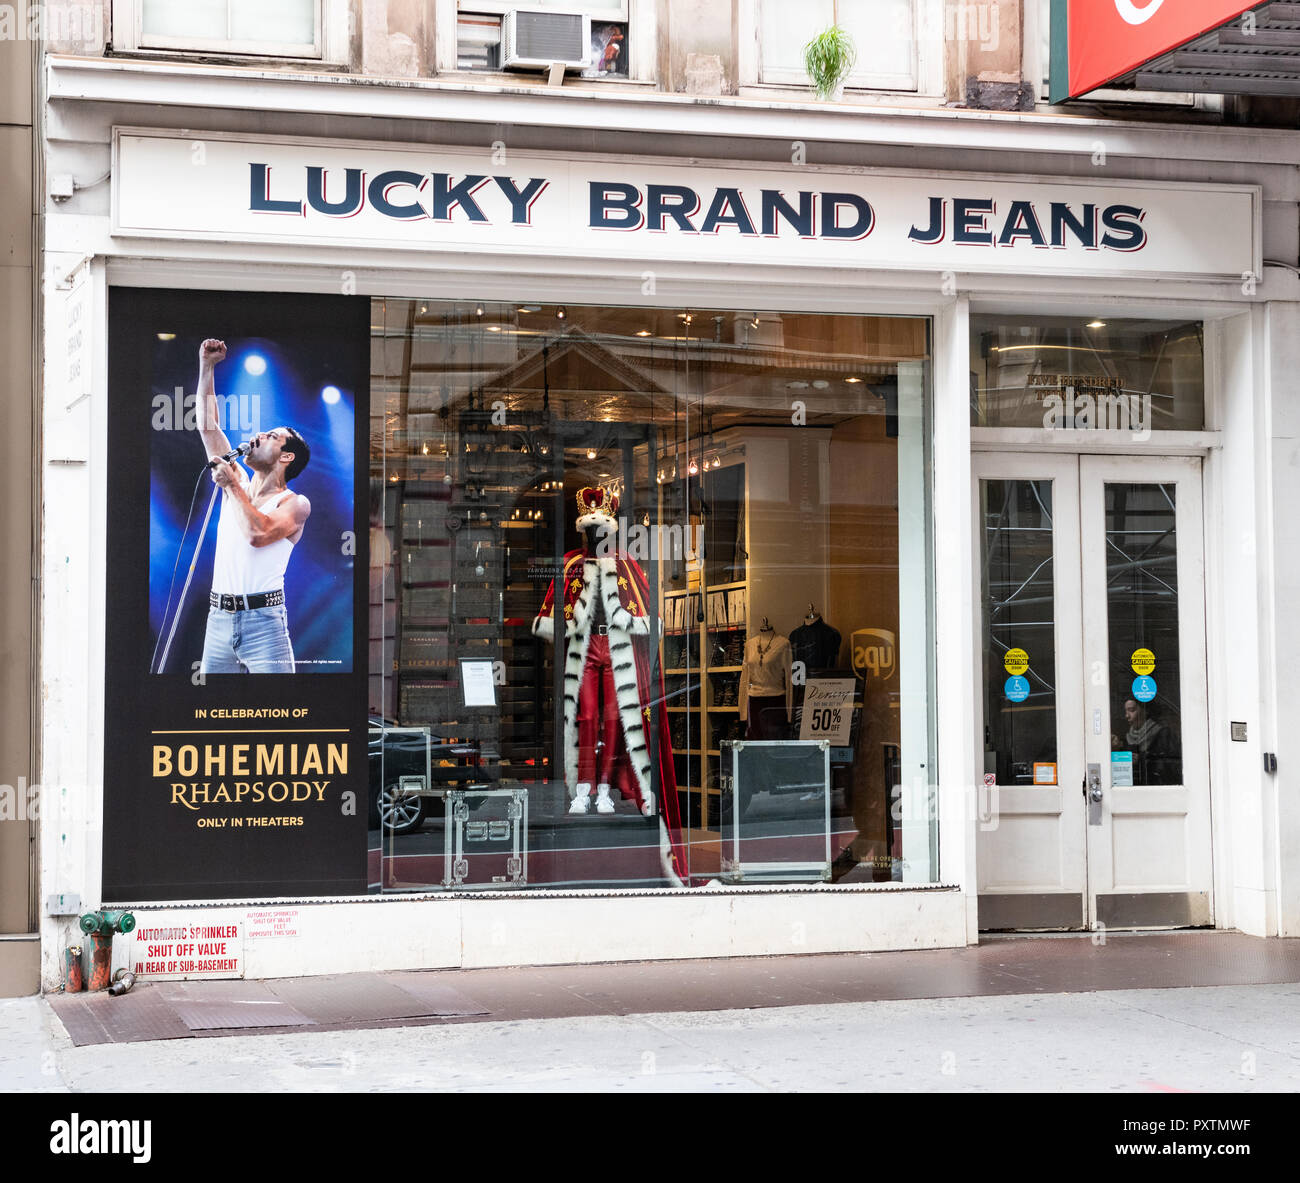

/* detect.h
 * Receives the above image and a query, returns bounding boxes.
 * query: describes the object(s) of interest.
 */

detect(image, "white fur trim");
[576,510,617,535]
[532,612,554,642]
[600,559,651,636]
[557,560,656,812]
[658,818,683,886]
[561,620,592,798]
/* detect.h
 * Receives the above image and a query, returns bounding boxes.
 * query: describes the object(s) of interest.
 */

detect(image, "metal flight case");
[439,785,529,888]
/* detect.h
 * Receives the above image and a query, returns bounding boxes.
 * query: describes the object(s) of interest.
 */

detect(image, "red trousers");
[577,634,621,786]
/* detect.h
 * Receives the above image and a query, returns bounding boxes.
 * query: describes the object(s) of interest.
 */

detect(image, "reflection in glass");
[980,480,1057,785]
[971,316,1204,431]
[1106,484,1183,786]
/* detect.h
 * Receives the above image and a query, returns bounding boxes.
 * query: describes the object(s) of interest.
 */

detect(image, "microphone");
[207,442,250,469]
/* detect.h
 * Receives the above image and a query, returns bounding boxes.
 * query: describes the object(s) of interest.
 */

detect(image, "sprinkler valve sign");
[122,913,245,979]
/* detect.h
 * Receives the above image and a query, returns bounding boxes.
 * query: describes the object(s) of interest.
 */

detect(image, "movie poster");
[103,289,370,900]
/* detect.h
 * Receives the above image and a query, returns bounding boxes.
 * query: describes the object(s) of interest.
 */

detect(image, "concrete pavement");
[5,979,1300,1092]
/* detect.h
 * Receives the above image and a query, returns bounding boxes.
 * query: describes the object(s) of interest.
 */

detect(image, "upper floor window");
[759,0,918,92]
[457,2,634,79]
[130,0,323,58]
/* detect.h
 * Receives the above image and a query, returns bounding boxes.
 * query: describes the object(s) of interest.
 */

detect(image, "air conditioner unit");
[501,9,591,71]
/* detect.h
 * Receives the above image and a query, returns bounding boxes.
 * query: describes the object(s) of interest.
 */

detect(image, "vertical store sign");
[1050,0,1258,102]
[102,289,370,901]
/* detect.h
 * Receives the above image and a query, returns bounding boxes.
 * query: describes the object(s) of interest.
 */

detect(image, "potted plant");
[803,25,857,101]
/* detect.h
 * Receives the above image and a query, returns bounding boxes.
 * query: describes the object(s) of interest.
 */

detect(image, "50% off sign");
[799,678,857,745]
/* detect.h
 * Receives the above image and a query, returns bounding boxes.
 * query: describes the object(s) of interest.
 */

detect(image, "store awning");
[1050,1,1300,102]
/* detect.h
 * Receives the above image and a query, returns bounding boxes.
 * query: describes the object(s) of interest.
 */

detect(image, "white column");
[896,358,931,883]
[931,296,978,940]
[1260,301,1300,935]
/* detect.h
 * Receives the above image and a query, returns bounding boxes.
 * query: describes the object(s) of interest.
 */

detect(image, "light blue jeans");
[200,604,296,674]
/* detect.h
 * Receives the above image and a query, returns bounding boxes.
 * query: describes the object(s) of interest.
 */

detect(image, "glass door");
[975,453,1213,930]
[974,454,1086,930]
[1080,455,1213,929]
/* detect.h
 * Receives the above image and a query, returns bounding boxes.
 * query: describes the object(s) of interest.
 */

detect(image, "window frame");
[112,0,346,63]
[457,0,629,16]
[737,0,945,99]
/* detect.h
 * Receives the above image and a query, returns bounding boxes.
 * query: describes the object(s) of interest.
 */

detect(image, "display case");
[719,740,832,883]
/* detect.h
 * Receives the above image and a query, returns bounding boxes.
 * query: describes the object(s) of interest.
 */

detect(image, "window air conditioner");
[501,9,591,71]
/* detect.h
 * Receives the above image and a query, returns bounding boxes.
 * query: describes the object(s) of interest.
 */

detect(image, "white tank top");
[211,489,297,596]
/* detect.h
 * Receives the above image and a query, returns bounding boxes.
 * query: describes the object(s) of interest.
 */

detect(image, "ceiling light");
[846,377,862,384]
[688,459,699,476]
[586,448,597,460]
[751,314,760,329]
[556,307,567,320]
[636,330,652,337]
[475,304,484,317]
[1087,320,1107,329]
[812,380,829,390]
[487,325,501,332]
[156,332,176,341]
[419,304,427,314]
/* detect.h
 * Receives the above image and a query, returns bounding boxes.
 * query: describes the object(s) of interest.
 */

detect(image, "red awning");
[1052,2,1300,101]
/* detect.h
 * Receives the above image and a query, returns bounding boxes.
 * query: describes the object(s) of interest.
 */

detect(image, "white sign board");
[113,130,1260,282]
[245,908,300,940]
[124,911,244,979]
[799,678,856,745]
[460,658,497,707]
[63,260,92,409]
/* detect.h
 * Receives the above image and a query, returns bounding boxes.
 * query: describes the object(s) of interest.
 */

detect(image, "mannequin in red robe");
[533,486,686,885]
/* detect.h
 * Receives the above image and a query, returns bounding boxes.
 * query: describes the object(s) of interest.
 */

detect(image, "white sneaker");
[595,784,615,814]
[569,784,592,814]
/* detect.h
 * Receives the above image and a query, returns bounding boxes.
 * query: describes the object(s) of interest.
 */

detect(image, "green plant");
[803,25,857,100]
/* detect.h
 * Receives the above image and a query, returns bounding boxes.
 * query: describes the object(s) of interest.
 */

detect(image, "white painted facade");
[35,56,1300,989]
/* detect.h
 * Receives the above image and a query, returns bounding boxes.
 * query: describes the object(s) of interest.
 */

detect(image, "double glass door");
[975,454,1212,931]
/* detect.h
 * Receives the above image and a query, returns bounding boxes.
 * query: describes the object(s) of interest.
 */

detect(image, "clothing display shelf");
[661,579,749,831]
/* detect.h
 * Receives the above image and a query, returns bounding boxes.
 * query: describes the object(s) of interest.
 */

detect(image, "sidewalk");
[4,930,1299,1092]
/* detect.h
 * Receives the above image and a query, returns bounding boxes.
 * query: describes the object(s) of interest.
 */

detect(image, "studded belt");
[210,589,285,612]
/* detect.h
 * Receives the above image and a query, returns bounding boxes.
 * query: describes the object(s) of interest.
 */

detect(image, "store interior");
[367,299,930,891]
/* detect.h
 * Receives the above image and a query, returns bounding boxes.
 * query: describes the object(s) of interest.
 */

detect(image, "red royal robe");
[534,549,686,885]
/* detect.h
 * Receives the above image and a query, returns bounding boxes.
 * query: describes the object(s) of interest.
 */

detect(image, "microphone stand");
[154,480,221,675]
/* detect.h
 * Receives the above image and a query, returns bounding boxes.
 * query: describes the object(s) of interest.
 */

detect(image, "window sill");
[443,70,657,89]
[104,46,347,72]
[737,83,940,107]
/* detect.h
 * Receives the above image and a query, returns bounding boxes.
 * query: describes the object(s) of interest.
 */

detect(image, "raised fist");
[199,339,227,367]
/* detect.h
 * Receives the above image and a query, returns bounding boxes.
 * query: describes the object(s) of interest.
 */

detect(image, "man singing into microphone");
[196,338,311,674]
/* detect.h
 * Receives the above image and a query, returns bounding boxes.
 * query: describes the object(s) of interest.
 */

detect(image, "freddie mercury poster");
[103,288,369,900]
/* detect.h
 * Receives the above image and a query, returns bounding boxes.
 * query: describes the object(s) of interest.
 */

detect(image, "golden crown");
[575,485,619,516]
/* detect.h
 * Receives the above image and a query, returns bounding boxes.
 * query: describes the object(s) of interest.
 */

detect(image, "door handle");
[1086,763,1103,825]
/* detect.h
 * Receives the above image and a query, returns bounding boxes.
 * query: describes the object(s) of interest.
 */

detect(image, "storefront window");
[369,301,937,891]
[970,316,1205,431]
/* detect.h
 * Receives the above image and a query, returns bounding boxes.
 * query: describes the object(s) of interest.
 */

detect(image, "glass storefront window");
[369,301,937,891]
[970,316,1205,431]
